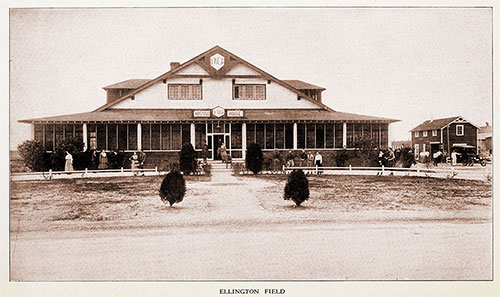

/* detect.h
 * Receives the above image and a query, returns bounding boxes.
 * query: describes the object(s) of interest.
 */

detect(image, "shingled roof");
[410,116,462,132]
[282,80,326,90]
[19,108,398,124]
[102,79,150,90]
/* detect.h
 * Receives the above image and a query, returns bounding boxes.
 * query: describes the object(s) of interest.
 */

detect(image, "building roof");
[95,46,332,112]
[19,108,398,124]
[282,80,326,90]
[411,116,463,131]
[479,125,492,134]
[102,79,150,90]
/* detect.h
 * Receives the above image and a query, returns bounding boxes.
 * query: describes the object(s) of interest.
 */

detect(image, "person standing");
[220,143,228,168]
[98,151,108,170]
[307,151,314,168]
[138,150,146,175]
[451,150,458,166]
[314,151,323,174]
[286,150,295,168]
[299,149,307,167]
[272,149,281,173]
[202,141,209,163]
[64,151,74,172]
[129,151,140,175]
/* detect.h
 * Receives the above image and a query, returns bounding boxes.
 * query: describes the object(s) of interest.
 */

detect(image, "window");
[168,84,202,100]
[414,144,420,155]
[432,129,438,137]
[414,131,419,137]
[423,131,428,137]
[233,84,266,100]
[456,125,464,136]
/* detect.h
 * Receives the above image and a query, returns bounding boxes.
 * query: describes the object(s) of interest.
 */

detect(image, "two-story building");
[411,116,479,156]
[19,46,398,167]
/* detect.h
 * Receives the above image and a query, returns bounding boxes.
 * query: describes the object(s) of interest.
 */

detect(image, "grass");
[10,174,491,233]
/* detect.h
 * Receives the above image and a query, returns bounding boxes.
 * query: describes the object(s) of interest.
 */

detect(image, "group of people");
[273,149,324,174]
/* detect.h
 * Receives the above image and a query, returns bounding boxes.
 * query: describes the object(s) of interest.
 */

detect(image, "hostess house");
[20,46,398,167]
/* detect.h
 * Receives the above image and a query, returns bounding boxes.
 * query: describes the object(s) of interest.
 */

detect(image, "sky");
[9,7,492,150]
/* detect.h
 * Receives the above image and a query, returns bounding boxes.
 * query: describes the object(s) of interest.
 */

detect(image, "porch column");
[242,122,247,159]
[293,122,297,150]
[342,122,347,148]
[387,122,392,148]
[190,123,196,149]
[137,123,142,151]
[82,123,88,151]
[31,124,35,140]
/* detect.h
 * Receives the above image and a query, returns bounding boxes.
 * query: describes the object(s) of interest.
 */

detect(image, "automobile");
[451,145,486,166]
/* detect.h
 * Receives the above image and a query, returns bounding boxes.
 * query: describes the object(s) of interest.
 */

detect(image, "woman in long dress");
[64,151,74,171]
[129,152,140,174]
[220,143,228,168]
[98,151,108,169]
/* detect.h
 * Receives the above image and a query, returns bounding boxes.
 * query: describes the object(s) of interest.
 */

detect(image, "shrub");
[179,142,197,175]
[355,135,379,167]
[335,150,349,167]
[284,169,310,206]
[159,170,186,207]
[246,143,263,174]
[17,140,49,171]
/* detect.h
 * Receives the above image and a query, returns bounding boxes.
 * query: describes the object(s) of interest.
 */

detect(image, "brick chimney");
[170,62,180,70]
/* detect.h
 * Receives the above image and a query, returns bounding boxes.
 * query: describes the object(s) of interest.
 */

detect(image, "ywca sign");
[210,54,225,70]
[212,106,225,118]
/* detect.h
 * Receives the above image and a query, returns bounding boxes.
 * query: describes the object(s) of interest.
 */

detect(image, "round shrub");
[179,142,197,175]
[284,169,310,206]
[246,143,263,174]
[159,170,186,207]
[17,140,49,171]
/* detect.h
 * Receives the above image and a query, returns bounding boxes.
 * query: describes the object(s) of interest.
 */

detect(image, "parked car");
[450,145,486,166]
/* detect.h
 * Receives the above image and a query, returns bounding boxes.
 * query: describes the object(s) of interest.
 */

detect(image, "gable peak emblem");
[210,53,225,70]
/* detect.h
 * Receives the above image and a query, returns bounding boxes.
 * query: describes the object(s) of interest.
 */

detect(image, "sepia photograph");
[5,3,497,297]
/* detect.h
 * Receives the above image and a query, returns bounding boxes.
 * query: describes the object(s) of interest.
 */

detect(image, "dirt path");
[10,168,492,280]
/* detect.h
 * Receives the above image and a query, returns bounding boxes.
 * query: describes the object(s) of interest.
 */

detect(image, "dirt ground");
[9,172,492,280]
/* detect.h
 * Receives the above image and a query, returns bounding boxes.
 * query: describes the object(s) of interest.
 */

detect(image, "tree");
[17,140,50,171]
[179,142,197,175]
[159,170,186,207]
[246,143,263,174]
[355,135,379,167]
[284,169,310,206]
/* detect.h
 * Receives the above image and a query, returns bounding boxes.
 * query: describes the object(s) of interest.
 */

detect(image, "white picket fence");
[10,167,162,181]
[281,165,491,181]
[10,165,491,182]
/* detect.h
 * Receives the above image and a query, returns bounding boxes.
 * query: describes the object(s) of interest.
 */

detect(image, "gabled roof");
[103,79,150,90]
[411,116,480,131]
[282,80,326,90]
[95,45,332,112]
[19,108,398,124]
[411,116,460,131]
[479,125,492,134]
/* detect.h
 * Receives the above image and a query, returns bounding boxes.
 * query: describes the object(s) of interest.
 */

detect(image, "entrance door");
[213,134,225,160]
[431,143,440,155]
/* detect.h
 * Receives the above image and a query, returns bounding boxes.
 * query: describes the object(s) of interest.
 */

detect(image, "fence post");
[155,166,158,173]
[48,169,52,179]
[349,164,352,171]
[121,167,124,173]
[382,165,385,173]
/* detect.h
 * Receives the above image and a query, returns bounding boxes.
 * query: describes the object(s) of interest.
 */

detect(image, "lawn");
[10,174,491,234]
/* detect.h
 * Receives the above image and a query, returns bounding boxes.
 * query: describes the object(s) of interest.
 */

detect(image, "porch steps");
[207,161,233,172]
